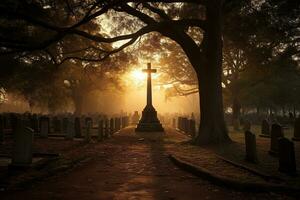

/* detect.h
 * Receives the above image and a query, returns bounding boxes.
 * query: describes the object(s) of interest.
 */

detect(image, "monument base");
[135,105,164,132]
[135,122,164,132]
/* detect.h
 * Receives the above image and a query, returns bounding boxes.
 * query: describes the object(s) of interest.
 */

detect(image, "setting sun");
[130,69,147,81]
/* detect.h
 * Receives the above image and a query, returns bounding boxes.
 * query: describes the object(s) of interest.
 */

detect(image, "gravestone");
[110,118,114,136]
[0,115,4,143]
[85,117,93,128]
[62,117,68,135]
[182,117,188,133]
[244,131,258,163]
[292,117,300,141]
[260,119,270,137]
[243,120,251,131]
[104,119,109,138]
[188,119,196,138]
[65,118,75,140]
[53,117,61,133]
[114,118,118,133]
[85,120,92,142]
[278,137,296,174]
[115,117,121,131]
[11,119,34,167]
[269,123,283,155]
[98,120,104,141]
[177,117,182,130]
[40,117,49,138]
[74,117,82,138]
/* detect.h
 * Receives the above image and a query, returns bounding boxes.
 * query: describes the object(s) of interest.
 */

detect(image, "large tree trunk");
[163,0,230,145]
[194,0,230,144]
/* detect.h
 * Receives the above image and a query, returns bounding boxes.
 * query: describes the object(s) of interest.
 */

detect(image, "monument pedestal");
[136,105,164,132]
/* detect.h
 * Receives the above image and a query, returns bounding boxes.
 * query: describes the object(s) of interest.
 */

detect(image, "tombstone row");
[176,117,196,138]
[244,123,296,175]
[1,114,130,168]
[259,117,300,141]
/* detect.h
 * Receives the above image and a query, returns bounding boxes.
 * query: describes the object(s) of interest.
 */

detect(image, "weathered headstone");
[243,120,251,132]
[85,117,93,128]
[269,123,283,155]
[188,119,196,138]
[98,120,104,141]
[278,137,296,174]
[74,117,82,138]
[177,117,182,130]
[292,117,300,141]
[104,119,109,138]
[260,119,270,137]
[62,117,68,135]
[53,117,61,133]
[11,119,34,167]
[65,118,75,140]
[85,120,92,142]
[40,117,49,138]
[244,131,258,163]
[110,118,114,136]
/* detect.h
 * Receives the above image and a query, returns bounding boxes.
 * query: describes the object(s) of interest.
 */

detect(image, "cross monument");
[135,63,164,132]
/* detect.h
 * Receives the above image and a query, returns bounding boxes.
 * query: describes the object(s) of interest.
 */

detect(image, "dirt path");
[2,127,293,200]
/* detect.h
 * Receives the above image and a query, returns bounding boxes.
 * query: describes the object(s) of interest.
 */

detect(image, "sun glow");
[130,69,147,81]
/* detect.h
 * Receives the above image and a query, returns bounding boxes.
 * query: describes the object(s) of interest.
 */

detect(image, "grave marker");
[278,137,296,174]
[244,131,258,163]
[269,123,283,155]
[11,119,34,167]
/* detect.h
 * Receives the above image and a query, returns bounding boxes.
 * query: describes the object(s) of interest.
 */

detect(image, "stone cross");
[142,63,157,107]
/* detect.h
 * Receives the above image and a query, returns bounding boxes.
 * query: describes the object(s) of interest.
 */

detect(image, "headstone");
[110,118,114,136]
[269,123,283,155]
[278,137,296,174]
[244,131,258,163]
[11,119,34,167]
[115,117,121,131]
[104,119,109,138]
[114,118,119,133]
[62,117,68,135]
[53,117,61,133]
[292,117,300,141]
[260,119,270,137]
[85,117,93,128]
[188,119,196,138]
[243,120,251,131]
[98,120,104,141]
[40,117,49,138]
[74,117,82,138]
[85,120,92,142]
[177,117,182,130]
[182,117,188,133]
[0,115,4,144]
[65,118,75,140]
